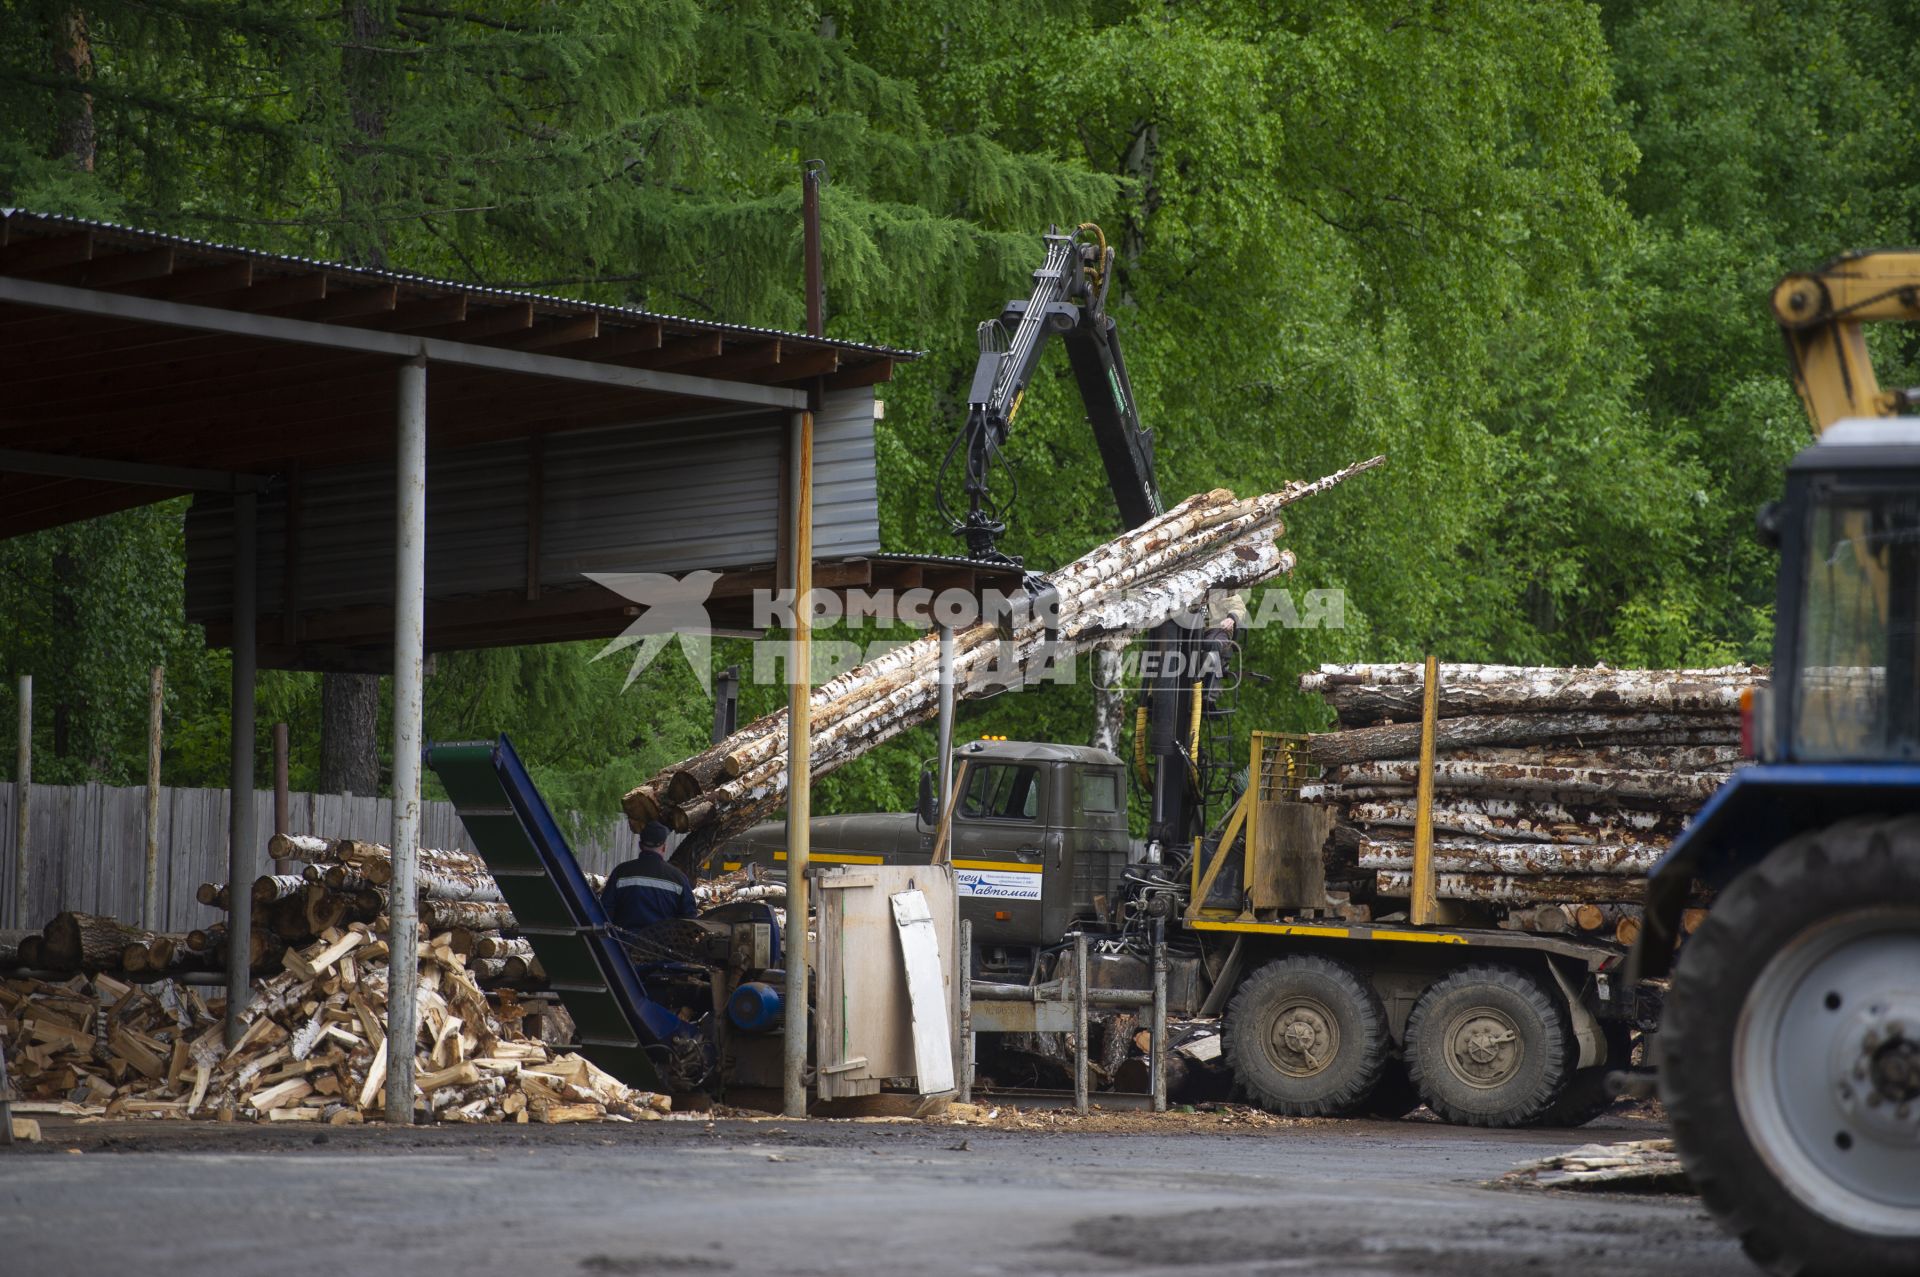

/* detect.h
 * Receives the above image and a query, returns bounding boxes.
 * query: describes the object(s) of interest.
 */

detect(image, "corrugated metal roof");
[0,207,920,360]
[185,388,885,654]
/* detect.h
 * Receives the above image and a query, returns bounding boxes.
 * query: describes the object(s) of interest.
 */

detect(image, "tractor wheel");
[1406,965,1572,1127]
[1661,817,1920,1276]
[1543,1022,1633,1128]
[1224,955,1388,1116]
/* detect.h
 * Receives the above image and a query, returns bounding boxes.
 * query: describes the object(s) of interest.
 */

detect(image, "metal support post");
[1073,932,1089,1115]
[782,408,814,1119]
[958,918,973,1104]
[385,356,428,1122]
[13,674,29,929]
[224,492,258,1044]
[937,625,955,817]
[1151,934,1168,1113]
[142,666,163,931]
[272,722,289,839]
[1411,653,1440,927]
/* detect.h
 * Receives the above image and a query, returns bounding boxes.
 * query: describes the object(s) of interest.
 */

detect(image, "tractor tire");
[1660,816,1920,1277]
[1224,955,1388,1116]
[1542,1022,1633,1128]
[1406,964,1571,1127]
[1360,1056,1425,1120]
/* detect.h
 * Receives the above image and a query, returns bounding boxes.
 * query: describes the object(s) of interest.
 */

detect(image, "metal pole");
[936,625,955,819]
[802,163,825,337]
[385,356,427,1123]
[272,723,289,837]
[142,666,163,931]
[1411,653,1439,927]
[1073,932,1089,1116]
[1151,935,1168,1113]
[13,674,28,929]
[958,918,973,1105]
[223,492,257,1044]
[782,408,814,1119]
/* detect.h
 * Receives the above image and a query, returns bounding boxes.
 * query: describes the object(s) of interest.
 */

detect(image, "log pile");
[0,925,669,1124]
[1300,663,1764,940]
[623,460,1385,843]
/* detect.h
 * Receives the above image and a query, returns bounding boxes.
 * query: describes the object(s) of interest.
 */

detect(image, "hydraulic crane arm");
[938,225,1161,562]
[1773,251,1920,433]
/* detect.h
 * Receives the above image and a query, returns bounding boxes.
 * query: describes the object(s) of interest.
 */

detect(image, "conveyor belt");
[427,735,692,1089]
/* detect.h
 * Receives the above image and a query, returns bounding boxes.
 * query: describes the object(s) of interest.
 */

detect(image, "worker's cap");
[639,821,671,850]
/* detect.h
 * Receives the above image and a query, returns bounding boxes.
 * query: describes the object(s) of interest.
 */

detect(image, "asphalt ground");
[0,1110,1750,1277]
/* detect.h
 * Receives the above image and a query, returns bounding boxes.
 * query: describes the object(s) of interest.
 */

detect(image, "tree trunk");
[41,912,153,971]
[1354,837,1664,876]
[319,673,380,796]
[1373,870,1653,905]
[1318,668,1761,725]
[1322,759,1733,806]
[1308,711,1741,768]
[50,8,94,172]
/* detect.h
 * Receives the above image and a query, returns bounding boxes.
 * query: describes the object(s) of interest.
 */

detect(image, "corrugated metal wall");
[0,781,637,934]
[187,387,880,621]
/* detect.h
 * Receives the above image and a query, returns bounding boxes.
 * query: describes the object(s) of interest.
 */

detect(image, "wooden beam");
[293,283,398,322]
[640,332,725,368]
[678,339,783,380]
[507,315,599,351]
[824,357,895,390]
[566,322,662,361]
[124,260,252,300]
[0,231,94,274]
[365,294,467,331]
[198,272,330,313]
[418,301,534,342]
[29,246,175,288]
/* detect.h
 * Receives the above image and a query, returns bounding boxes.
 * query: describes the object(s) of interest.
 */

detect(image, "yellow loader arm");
[1773,251,1920,433]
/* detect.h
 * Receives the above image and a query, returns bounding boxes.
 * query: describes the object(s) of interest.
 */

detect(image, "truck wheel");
[1406,965,1571,1127]
[1542,1023,1632,1128]
[1224,955,1387,1116]
[1661,818,1920,1277]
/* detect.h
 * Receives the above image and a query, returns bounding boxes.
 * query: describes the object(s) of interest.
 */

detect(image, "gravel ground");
[0,1109,1750,1276]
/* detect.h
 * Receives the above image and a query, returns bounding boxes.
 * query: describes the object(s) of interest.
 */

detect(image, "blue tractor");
[1633,255,1920,1276]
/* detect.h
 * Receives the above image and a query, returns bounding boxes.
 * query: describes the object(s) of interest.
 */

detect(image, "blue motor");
[727,981,784,1033]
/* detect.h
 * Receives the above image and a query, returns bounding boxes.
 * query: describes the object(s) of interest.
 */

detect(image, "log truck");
[721,227,1646,1127]
[1628,255,1920,1276]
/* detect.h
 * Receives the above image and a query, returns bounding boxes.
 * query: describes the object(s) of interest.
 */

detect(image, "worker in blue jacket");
[601,821,698,932]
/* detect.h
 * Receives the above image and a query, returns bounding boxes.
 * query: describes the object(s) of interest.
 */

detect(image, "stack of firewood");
[1300,663,1763,942]
[624,460,1385,843]
[0,924,668,1124]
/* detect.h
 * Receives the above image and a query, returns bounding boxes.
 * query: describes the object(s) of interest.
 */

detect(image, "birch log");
[1346,799,1682,843]
[1321,760,1731,806]
[1308,712,1741,767]
[1355,837,1664,875]
[1373,870,1652,905]
[627,461,1385,839]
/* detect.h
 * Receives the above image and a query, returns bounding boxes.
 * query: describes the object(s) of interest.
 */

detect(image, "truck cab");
[717,739,1134,975]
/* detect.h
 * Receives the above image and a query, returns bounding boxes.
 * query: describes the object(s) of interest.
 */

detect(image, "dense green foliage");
[3,1,1917,824]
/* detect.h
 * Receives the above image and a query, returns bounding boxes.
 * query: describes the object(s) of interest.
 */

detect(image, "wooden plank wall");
[0,782,634,932]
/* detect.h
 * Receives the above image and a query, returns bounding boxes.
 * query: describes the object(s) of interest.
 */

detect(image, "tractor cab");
[1762,418,1920,764]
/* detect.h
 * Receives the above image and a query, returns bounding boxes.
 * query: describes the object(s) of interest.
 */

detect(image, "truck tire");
[1660,817,1920,1277]
[1224,955,1387,1116]
[1405,965,1571,1127]
[1542,1022,1632,1128]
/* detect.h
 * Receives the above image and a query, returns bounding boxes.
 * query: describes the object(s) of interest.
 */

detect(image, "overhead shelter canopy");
[0,210,1021,666]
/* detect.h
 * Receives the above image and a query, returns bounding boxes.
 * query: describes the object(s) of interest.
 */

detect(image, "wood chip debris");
[1499,1139,1691,1192]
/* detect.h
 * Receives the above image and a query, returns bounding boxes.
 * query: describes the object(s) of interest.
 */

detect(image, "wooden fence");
[0,781,636,933]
